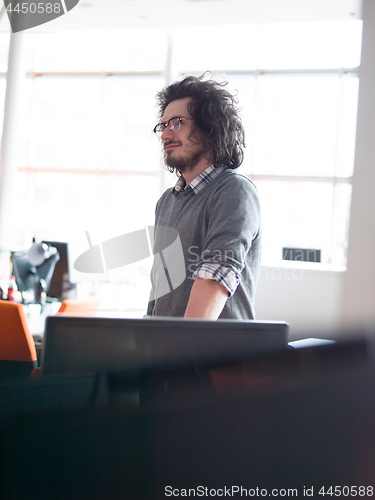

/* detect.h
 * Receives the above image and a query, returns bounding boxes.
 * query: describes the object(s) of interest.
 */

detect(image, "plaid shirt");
[171,165,240,297]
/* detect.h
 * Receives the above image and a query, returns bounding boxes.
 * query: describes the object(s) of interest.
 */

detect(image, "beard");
[163,142,206,175]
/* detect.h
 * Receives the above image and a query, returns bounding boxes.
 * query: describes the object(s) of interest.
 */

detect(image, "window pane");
[12,171,29,247]
[27,172,97,241]
[95,175,160,310]
[24,34,36,72]
[105,29,167,72]
[343,21,363,68]
[33,31,106,72]
[260,22,344,70]
[337,74,359,177]
[178,25,259,72]
[30,76,102,169]
[101,75,164,172]
[65,175,158,307]
[256,180,334,265]
[18,77,33,167]
[225,74,257,172]
[254,73,341,177]
[95,175,160,241]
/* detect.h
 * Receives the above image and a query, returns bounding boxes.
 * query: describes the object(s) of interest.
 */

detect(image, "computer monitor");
[42,241,70,300]
[10,251,36,293]
[10,247,60,302]
[41,316,289,376]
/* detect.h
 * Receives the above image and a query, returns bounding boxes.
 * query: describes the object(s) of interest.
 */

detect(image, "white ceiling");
[0,0,363,33]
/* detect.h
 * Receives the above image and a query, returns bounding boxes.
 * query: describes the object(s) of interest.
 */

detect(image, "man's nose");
[161,126,174,142]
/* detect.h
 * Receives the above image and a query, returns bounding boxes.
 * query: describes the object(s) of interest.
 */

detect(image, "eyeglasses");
[153,116,192,138]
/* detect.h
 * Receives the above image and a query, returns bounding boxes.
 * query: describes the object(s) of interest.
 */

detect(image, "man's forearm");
[184,278,229,319]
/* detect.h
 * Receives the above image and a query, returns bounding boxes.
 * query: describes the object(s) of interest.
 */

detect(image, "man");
[147,74,261,320]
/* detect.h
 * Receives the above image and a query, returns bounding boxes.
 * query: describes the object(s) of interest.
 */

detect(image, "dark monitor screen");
[10,250,35,292]
[41,316,289,376]
[11,246,60,297]
[42,241,69,300]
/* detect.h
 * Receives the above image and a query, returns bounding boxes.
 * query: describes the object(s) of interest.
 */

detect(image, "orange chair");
[0,301,38,378]
[57,297,101,317]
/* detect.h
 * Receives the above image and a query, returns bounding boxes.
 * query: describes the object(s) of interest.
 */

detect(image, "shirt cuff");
[193,263,241,297]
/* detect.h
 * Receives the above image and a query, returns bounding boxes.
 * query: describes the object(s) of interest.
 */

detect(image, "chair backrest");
[0,301,38,378]
[57,297,101,317]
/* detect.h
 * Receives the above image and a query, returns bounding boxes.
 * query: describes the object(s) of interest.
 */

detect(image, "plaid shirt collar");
[171,165,225,196]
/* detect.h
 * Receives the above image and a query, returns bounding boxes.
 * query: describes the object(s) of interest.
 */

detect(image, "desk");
[1,337,374,498]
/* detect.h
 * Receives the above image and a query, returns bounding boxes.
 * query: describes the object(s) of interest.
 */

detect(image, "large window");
[177,21,361,267]
[0,20,362,309]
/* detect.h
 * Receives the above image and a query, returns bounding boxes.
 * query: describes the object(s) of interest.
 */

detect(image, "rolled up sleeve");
[193,263,241,297]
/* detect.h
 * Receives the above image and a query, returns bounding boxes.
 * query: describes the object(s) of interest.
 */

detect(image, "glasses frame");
[153,116,192,138]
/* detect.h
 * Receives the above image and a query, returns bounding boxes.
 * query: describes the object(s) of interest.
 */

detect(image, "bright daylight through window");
[0,19,362,309]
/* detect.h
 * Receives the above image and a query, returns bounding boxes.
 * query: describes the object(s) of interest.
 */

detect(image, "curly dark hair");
[155,74,245,170]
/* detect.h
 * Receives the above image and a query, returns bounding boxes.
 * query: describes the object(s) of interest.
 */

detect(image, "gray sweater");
[147,168,261,319]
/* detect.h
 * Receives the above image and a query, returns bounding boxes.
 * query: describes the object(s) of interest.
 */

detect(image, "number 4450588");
[319,486,373,496]
[6,3,62,14]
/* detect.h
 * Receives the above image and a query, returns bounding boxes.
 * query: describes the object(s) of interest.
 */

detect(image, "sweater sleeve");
[196,174,261,284]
